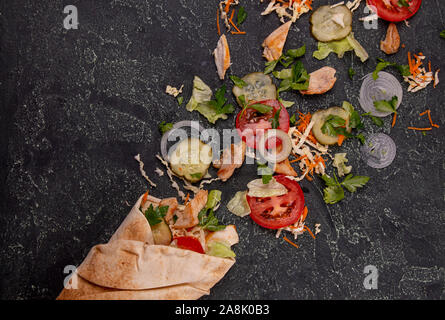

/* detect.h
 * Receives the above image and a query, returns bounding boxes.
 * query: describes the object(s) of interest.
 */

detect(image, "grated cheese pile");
[260,0,313,24]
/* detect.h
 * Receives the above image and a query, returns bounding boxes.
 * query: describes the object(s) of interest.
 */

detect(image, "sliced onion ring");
[258,129,292,163]
[359,71,403,117]
[360,133,396,169]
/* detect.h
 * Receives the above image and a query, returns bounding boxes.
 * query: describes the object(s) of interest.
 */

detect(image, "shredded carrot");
[141,190,149,207]
[337,134,345,146]
[283,236,299,249]
[305,174,313,182]
[184,193,190,205]
[216,8,221,36]
[426,110,440,128]
[407,127,433,131]
[428,61,431,73]
[224,0,233,13]
[419,110,429,116]
[228,17,242,33]
[391,113,397,128]
[230,8,235,21]
[231,31,246,35]
[290,154,307,163]
[304,226,316,239]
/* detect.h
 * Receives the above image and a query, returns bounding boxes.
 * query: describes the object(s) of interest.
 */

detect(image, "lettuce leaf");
[207,241,236,258]
[313,33,368,62]
[185,76,228,123]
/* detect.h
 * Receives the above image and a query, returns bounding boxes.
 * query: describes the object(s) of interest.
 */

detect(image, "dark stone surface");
[1,0,444,300]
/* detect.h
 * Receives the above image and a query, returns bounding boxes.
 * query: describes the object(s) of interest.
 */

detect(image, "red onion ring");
[359,72,403,117]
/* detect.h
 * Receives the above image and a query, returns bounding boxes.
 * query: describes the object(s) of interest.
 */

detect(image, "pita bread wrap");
[57,193,236,300]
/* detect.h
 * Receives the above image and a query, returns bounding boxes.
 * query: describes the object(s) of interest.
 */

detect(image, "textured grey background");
[1,0,444,299]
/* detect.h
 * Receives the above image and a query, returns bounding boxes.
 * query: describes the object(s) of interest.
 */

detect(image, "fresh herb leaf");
[237,6,247,25]
[144,204,169,226]
[321,115,347,137]
[290,114,297,126]
[264,60,279,74]
[269,106,282,129]
[279,55,294,67]
[355,133,366,145]
[177,96,184,105]
[373,96,398,114]
[373,58,411,80]
[190,172,202,179]
[257,162,273,184]
[348,67,356,80]
[321,174,337,187]
[208,85,235,115]
[230,75,247,88]
[323,185,345,204]
[343,102,363,130]
[159,121,173,135]
[341,174,370,193]
[441,30,445,39]
[199,208,226,231]
[286,45,306,58]
[249,103,273,114]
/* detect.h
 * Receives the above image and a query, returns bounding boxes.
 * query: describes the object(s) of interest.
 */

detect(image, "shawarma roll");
[57,193,236,300]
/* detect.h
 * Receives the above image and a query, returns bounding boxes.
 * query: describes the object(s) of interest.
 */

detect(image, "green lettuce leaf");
[313,33,368,62]
[207,241,236,258]
[186,76,212,112]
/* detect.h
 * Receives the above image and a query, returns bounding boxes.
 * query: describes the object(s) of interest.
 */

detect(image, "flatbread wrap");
[57,191,238,300]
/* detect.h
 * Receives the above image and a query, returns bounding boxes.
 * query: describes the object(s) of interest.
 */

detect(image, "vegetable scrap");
[260,0,313,24]
[404,52,435,92]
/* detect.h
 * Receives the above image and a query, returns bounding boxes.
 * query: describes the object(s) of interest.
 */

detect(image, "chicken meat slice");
[274,158,297,176]
[300,66,337,95]
[213,34,231,80]
[213,141,246,182]
[262,20,292,62]
[380,23,400,55]
[158,197,178,224]
[173,190,208,229]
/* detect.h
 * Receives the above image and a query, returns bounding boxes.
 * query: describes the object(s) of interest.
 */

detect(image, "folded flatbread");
[57,194,236,300]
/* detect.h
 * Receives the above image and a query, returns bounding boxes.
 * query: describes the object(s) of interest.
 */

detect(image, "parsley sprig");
[198,208,226,232]
[373,96,398,114]
[373,58,410,80]
[322,173,370,204]
[144,204,169,226]
[208,85,235,115]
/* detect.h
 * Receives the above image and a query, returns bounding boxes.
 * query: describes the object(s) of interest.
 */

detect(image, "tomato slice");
[174,236,205,254]
[366,0,422,22]
[236,99,290,149]
[247,175,305,229]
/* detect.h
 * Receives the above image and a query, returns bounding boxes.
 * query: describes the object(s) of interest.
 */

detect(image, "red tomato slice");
[247,175,305,229]
[174,236,205,254]
[236,100,290,149]
[367,0,422,22]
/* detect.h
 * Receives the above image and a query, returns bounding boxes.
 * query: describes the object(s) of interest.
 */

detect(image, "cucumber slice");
[232,72,277,105]
[312,107,351,145]
[151,218,172,245]
[310,5,352,42]
[169,138,213,183]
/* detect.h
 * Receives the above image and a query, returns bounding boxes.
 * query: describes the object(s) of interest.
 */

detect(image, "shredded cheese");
[346,0,362,12]
[165,84,184,97]
[260,0,312,24]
